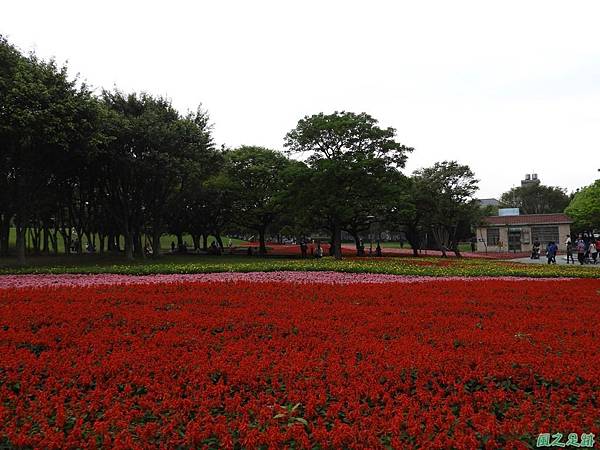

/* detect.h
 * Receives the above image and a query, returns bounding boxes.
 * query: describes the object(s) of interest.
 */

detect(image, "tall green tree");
[500,183,569,214]
[413,161,480,257]
[0,36,102,264]
[0,36,23,257]
[284,111,413,259]
[100,92,215,259]
[225,146,293,254]
[565,180,600,231]
[383,175,427,256]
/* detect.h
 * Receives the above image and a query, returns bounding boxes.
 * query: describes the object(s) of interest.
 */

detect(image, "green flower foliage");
[1,256,598,278]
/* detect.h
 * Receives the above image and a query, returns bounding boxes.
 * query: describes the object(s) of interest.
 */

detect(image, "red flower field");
[1,275,599,449]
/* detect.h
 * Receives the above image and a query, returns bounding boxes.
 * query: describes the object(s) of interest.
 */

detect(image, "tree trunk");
[405,225,420,256]
[60,229,72,256]
[16,226,26,266]
[450,234,462,258]
[30,227,41,254]
[134,232,144,259]
[51,228,58,255]
[351,232,362,256]
[431,227,448,258]
[258,228,267,255]
[98,233,105,254]
[124,232,134,260]
[332,223,342,260]
[202,233,208,251]
[76,230,83,254]
[215,233,224,250]
[191,234,200,251]
[152,228,161,259]
[177,233,184,252]
[42,226,50,254]
[84,231,93,252]
[0,216,9,256]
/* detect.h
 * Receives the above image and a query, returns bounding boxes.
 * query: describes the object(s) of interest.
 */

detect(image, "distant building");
[477,198,501,207]
[521,173,540,188]
[476,213,572,253]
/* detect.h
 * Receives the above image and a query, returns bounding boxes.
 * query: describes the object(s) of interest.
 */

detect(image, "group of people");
[531,234,598,265]
[69,239,97,254]
[299,240,384,258]
[566,235,598,265]
[300,240,323,258]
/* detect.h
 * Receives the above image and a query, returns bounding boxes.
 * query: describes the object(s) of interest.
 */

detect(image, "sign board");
[498,208,520,216]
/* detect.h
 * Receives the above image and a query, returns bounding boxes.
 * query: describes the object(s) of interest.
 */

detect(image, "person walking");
[590,241,598,264]
[584,237,591,263]
[315,242,323,259]
[576,239,586,265]
[565,236,574,264]
[546,241,555,264]
[300,241,307,258]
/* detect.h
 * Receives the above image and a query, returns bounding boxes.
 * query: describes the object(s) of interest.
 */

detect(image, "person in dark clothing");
[531,240,541,259]
[546,241,557,264]
[300,241,307,258]
[375,242,382,257]
[315,242,323,259]
[171,241,176,253]
[565,236,574,264]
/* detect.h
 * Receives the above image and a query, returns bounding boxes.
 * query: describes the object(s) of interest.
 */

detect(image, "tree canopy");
[1,35,497,263]
[500,183,570,215]
[565,180,600,231]
[412,161,481,257]
[284,111,413,258]
[225,146,294,254]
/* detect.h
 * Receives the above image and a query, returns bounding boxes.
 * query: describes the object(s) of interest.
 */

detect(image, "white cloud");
[3,0,600,198]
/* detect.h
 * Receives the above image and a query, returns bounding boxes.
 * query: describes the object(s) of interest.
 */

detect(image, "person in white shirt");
[590,241,598,264]
[565,235,574,264]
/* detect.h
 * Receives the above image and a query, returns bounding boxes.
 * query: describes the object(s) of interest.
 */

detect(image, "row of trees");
[1,36,485,264]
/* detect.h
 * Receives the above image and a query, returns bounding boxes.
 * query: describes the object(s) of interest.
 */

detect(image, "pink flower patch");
[0,271,573,290]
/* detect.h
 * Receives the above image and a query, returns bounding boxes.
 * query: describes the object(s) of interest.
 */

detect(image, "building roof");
[481,213,572,226]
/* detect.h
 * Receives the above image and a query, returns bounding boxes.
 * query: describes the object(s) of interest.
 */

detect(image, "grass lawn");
[5,228,247,253]
[1,253,599,278]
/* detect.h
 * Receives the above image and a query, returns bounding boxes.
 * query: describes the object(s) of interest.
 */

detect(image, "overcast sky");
[3,1,600,198]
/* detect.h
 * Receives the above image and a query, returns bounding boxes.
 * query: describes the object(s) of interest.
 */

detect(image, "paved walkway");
[340,244,528,259]
[509,254,599,266]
